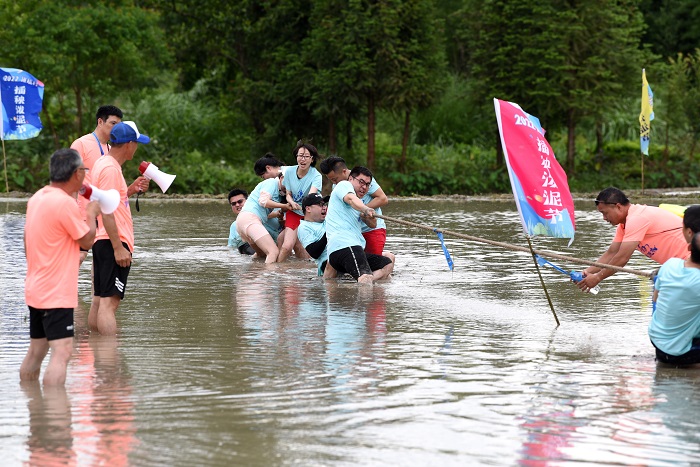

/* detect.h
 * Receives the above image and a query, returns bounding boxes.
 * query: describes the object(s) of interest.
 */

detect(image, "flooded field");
[1,196,699,466]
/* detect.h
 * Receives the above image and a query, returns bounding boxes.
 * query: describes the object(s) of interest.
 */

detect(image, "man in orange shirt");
[20,148,100,386]
[71,106,123,263]
[89,121,150,335]
[577,187,688,292]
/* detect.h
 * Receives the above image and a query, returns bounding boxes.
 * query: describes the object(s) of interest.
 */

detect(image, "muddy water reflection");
[1,197,700,466]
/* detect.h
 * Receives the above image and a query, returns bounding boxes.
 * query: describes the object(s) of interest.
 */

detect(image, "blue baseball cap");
[110,121,150,144]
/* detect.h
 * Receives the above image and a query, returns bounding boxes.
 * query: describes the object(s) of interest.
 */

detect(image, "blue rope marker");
[435,229,454,271]
[535,254,600,294]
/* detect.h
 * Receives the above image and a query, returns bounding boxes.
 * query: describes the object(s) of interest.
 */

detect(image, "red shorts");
[285,211,303,230]
[363,228,386,255]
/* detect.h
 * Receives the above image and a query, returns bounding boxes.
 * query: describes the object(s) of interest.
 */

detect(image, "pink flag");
[494,98,575,242]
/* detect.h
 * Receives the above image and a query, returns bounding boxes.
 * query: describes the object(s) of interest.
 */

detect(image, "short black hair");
[319,156,347,175]
[595,187,630,205]
[292,140,320,167]
[683,205,700,234]
[254,153,284,177]
[349,166,373,181]
[228,188,248,201]
[96,105,123,124]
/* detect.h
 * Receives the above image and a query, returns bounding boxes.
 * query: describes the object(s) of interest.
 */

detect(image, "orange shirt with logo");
[24,186,90,309]
[613,204,688,264]
[91,155,134,251]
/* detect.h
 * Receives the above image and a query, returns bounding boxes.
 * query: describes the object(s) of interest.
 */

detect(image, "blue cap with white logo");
[110,121,150,144]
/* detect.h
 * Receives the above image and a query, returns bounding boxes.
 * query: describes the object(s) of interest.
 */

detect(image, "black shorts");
[329,246,392,280]
[29,306,74,340]
[238,243,255,255]
[652,338,700,365]
[93,239,131,299]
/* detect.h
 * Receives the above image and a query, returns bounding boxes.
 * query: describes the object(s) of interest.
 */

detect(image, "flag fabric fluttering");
[0,68,44,141]
[434,229,454,271]
[639,68,654,156]
[494,98,575,244]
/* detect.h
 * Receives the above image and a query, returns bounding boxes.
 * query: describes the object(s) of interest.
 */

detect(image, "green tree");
[664,50,700,158]
[0,0,172,146]
[153,0,325,158]
[302,0,447,171]
[640,0,700,59]
[383,0,448,172]
[464,0,570,166]
[464,0,647,174]
[558,0,647,174]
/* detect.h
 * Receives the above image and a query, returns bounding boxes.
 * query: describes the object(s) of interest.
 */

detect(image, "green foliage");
[123,81,255,166]
[0,0,173,145]
[2,0,700,197]
[372,136,510,195]
[2,152,46,192]
[161,150,260,195]
[641,0,700,59]
[412,74,490,145]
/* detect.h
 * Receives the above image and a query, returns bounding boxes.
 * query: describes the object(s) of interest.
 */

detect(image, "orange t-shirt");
[613,204,688,264]
[91,155,134,251]
[71,132,109,220]
[24,186,90,309]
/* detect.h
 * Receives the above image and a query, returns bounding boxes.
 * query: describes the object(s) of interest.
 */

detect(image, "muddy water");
[1,197,699,466]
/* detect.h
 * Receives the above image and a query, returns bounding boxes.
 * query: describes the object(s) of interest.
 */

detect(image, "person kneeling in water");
[649,231,700,365]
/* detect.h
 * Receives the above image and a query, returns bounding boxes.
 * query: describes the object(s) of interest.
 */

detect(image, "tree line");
[1,0,699,195]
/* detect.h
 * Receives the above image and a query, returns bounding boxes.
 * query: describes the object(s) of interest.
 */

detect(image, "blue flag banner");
[435,230,454,271]
[0,68,44,140]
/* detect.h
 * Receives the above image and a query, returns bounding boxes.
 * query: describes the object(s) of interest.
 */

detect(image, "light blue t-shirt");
[240,178,281,222]
[361,178,386,233]
[297,219,328,276]
[326,180,366,254]
[649,258,700,355]
[228,221,245,248]
[331,178,386,234]
[283,166,322,216]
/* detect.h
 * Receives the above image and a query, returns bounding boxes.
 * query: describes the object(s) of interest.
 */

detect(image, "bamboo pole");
[376,214,653,278]
[2,139,7,192]
[526,236,560,326]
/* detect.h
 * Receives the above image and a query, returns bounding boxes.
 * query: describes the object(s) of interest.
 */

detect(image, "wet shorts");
[29,306,74,340]
[329,246,392,280]
[93,239,131,299]
[284,211,303,230]
[362,228,386,255]
[652,338,700,366]
[236,211,272,243]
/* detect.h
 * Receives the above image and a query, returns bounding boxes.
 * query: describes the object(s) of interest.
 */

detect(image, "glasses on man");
[352,176,371,188]
[78,167,89,172]
[230,199,245,206]
[297,154,312,160]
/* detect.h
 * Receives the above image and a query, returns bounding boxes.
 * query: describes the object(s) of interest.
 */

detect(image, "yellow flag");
[639,69,654,155]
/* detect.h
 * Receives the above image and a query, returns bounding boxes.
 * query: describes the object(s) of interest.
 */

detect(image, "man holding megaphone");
[88,121,150,336]
[20,149,100,386]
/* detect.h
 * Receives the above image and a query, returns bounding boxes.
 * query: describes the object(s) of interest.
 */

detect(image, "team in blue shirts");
[227,145,395,283]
